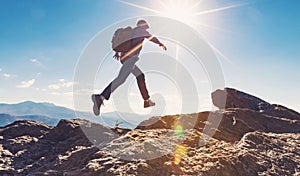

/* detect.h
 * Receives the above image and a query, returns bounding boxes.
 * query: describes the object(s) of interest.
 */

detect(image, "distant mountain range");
[0,101,148,129]
[0,101,77,119]
[0,114,59,126]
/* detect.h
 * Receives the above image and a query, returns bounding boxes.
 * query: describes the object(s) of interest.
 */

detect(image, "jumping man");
[92,19,167,116]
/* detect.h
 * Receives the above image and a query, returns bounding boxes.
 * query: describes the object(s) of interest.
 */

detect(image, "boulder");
[212,88,300,120]
[211,88,270,110]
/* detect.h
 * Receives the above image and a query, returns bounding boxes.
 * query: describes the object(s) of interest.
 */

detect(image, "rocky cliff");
[0,88,299,175]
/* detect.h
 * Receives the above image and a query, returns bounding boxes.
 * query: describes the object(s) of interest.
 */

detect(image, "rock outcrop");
[212,88,300,120]
[0,88,299,175]
[136,88,300,142]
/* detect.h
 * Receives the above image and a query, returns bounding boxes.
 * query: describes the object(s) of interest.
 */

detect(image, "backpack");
[111,26,133,52]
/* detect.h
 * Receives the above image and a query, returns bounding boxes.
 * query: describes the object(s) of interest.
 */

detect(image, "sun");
[119,0,199,26]
[119,0,245,28]
[118,0,247,64]
[155,0,198,25]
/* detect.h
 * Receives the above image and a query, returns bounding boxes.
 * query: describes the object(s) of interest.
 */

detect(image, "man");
[92,19,167,116]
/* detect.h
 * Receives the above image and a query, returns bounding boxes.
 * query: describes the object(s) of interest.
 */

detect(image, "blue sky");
[0,0,299,114]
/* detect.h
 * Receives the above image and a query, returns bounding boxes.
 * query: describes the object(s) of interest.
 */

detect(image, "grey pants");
[101,56,150,100]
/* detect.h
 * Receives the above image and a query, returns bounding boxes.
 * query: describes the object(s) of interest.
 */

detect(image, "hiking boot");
[144,99,155,108]
[91,94,104,116]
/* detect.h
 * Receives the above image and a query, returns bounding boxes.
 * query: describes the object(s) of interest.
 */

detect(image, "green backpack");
[111,26,133,52]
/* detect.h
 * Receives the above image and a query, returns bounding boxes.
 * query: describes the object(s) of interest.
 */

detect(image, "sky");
[0,0,300,115]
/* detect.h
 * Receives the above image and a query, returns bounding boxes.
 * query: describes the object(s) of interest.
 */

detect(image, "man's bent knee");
[136,73,145,82]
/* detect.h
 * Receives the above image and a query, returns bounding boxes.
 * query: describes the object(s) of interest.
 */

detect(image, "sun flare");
[156,0,198,25]
[119,0,245,28]
[119,0,247,65]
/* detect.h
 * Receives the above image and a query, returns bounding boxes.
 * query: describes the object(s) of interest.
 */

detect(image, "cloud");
[3,73,11,78]
[50,92,61,95]
[49,91,73,96]
[17,79,35,88]
[0,68,16,79]
[30,58,43,67]
[2,73,16,79]
[48,84,60,90]
[48,79,74,90]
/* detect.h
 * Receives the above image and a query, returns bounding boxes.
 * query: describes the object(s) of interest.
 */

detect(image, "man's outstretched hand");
[113,52,121,60]
[160,43,167,51]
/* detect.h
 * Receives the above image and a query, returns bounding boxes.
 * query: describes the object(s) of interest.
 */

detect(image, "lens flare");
[174,144,187,165]
[174,125,184,137]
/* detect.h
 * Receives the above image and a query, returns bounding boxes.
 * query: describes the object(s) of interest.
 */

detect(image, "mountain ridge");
[0,114,59,127]
[0,101,148,128]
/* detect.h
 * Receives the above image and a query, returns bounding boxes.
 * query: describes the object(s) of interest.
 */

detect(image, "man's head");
[137,19,149,29]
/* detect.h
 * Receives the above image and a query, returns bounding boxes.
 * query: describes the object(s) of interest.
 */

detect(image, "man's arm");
[148,35,167,50]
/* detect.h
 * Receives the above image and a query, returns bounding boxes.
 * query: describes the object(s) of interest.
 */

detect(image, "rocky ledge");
[0,88,299,175]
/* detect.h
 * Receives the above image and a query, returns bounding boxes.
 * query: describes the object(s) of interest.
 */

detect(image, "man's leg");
[103,56,139,99]
[131,66,155,108]
[131,66,150,100]
[92,56,139,115]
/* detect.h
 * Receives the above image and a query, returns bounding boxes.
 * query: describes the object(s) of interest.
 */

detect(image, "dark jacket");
[121,26,162,58]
